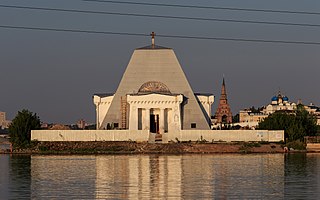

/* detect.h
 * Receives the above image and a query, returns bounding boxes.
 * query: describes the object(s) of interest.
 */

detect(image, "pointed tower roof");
[215,77,232,124]
[221,77,227,99]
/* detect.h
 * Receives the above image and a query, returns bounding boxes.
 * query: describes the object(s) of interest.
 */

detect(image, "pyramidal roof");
[137,44,171,50]
[100,41,210,130]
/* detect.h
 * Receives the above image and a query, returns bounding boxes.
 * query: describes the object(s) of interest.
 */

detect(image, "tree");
[295,104,317,137]
[232,114,239,123]
[258,106,317,142]
[9,109,41,147]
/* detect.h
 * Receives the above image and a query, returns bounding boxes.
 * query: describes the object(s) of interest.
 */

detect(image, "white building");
[239,92,320,128]
[93,36,214,134]
[31,37,285,143]
[0,111,11,129]
[239,92,297,128]
[263,92,297,114]
[304,103,320,125]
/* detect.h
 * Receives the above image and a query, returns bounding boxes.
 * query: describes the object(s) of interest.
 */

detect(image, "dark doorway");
[150,114,159,133]
[222,115,228,123]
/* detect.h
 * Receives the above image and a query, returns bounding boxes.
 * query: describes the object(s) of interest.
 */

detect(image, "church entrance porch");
[127,93,183,133]
[146,108,165,134]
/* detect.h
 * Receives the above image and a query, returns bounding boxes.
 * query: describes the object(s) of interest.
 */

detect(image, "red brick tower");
[215,78,232,124]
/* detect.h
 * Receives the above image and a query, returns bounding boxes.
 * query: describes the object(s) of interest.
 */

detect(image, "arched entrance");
[222,115,228,124]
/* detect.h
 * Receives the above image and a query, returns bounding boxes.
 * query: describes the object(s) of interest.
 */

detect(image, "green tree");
[232,114,239,123]
[258,106,317,142]
[9,109,41,147]
[258,111,294,131]
[295,104,317,137]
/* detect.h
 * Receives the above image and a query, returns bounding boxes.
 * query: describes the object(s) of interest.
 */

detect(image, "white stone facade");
[127,93,183,133]
[93,95,114,129]
[195,94,215,120]
[95,44,214,131]
[93,92,215,133]
[0,111,11,129]
[93,41,216,132]
[31,130,284,143]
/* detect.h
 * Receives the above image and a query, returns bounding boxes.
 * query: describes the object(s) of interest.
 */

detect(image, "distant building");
[263,92,297,114]
[77,119,87,129]
[214,78,232,125]
[0,111,11,129]
[239,91,320,128]
[49,124,71,130]
[304,103,320,125]
[41,123,49,129]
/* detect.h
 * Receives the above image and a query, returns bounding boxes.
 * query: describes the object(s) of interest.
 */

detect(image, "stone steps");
[155,134,162,143]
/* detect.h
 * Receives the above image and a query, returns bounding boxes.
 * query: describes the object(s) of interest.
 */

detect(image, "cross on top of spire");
[150,32,156,47]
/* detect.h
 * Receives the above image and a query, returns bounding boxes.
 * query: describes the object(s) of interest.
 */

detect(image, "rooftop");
[136,44,171,50]
[93,93,114,98]
[194,93,214,97]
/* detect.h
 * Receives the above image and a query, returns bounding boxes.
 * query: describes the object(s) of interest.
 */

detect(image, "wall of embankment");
[31,130,284,143]
[31,130,150,142]
[165,130,284,142]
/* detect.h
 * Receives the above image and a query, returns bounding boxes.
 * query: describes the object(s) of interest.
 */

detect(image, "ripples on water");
[0,154,319,199]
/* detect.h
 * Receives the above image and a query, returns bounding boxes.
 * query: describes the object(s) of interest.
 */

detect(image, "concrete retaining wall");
[31,130,284,143]
[166,130,284,142]
[31,130,150,142]
[306,143,320,152]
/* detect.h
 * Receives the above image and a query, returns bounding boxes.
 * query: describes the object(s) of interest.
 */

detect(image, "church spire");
[215,77,232,124]
[221,77,227,99]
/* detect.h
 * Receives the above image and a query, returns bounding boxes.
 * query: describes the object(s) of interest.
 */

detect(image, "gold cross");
[151,32,156,39]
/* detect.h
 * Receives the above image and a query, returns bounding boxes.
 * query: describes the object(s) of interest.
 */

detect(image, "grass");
[238,142,262,153]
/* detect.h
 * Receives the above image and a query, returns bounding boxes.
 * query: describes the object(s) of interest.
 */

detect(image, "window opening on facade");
[191,123,197,128]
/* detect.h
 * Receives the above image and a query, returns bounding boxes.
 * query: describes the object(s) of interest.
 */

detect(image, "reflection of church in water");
[94,33,214,132]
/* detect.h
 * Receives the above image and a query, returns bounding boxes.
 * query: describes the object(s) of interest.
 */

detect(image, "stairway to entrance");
[155,134,162,143]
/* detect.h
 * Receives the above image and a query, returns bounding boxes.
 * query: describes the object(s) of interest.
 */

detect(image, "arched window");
[138,81,171,95]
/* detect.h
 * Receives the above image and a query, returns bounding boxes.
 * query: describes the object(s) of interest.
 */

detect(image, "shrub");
[9,109,41,148]
[286,140,306,150]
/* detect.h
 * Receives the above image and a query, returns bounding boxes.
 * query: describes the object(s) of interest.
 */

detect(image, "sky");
[1,0,320,124]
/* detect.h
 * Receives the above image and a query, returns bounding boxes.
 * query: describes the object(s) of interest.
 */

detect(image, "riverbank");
[2,141,291,154]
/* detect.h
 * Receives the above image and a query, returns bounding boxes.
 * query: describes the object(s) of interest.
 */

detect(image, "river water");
[0,153,319,199]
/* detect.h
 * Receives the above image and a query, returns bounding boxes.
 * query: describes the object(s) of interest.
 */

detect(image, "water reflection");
[1,154,286,199]
[81,154,285,199]
[31,155,96,199]
[285,153,320,199]
[2,154,320,199]
[95,155,183,199]
[181,154,284,199]
[0,155,31,199]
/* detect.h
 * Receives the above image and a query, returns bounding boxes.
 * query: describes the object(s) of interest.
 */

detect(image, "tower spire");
[221,77,227,98]
[215,77,232,124]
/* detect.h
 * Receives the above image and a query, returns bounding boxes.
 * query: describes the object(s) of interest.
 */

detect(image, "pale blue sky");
[1,0,319,124]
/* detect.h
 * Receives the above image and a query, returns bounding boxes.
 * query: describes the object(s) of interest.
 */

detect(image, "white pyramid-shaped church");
[94,35,214,133]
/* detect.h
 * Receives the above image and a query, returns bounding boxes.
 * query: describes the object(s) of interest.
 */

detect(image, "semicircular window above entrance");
[138,81,171,95]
